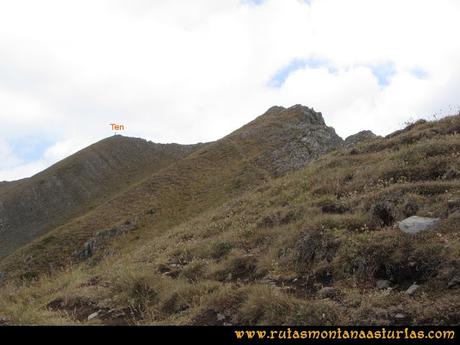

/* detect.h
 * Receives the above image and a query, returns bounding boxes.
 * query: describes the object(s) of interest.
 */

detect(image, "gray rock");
[79,241,96,260]
[294,230,340,265]
[0,271,4,283]
[405,283,420,296]
[317,286,337,299]
[398,216,440,234]
[73,219,137,260]
[87,311,101,321]
[447,276,460,289]
[394,313,406,320]
[321,202,349,214]
[393,313,411,324]
[442,168,459,180]
[344,130,379,148]
[448,198,460,215]
[376,279,391,289]
[246,105,343,177]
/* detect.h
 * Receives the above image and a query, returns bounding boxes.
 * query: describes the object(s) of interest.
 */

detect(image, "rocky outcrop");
[344,130,379,148]
[294,229,340,266]
[234,105,343,176]
[47,296,140,324]
[73,218,138,260]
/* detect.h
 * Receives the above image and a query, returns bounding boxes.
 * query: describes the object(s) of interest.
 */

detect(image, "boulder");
[87,311,102,321]
[447,276,460,289]
[405,283,420,296]
[448,198,460,216]
[393,313,411,324]
[317,286,337,299]
[398,216,440,234]
[376,279,391,290]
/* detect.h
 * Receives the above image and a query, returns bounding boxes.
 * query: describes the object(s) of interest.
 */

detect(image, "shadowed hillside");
[0,105,341,277]
[0,107,459,326]
[0,136,203,258]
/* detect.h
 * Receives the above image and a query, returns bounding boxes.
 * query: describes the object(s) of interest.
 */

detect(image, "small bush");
[213,255,264,282]
[292,229,340,269]
[237,285,342,325]
[209,241,233,259]
[180,260,207,283]
[335,231,444,285]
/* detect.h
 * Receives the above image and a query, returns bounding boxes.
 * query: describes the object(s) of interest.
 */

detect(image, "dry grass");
[0,115,459,325]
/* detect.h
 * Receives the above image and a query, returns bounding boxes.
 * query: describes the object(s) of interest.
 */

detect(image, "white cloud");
[0,0,459,180]
[0,140,21,170]
[0,159,49,182]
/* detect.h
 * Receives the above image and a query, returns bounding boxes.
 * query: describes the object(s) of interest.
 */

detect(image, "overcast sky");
[1,0,459,181]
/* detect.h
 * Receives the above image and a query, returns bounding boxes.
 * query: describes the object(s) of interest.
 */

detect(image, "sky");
[1,0,459,181]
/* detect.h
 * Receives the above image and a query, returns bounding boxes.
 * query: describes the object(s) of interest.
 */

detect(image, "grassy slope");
[1,115,459,325]
[1,106,331,278]
[0,136,202,258]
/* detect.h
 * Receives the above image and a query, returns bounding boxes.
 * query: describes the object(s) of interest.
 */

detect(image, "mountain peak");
[0,137,203,258]
[230,104,342,176]
[256,104,326,128]
[283,104,326,126]
[344,130,380,148]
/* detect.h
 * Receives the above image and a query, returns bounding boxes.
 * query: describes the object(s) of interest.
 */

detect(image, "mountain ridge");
[0,136,204,258]
[0,104,343,272]
[1,106,458,326]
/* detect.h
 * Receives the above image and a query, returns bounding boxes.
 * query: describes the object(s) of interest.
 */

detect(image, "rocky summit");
[0,106,459,326]
[231,105,343,176]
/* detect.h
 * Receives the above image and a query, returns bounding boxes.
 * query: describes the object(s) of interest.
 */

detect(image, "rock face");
[234,105,343,176]
[344,130,379,148]
[74,219,138,260]
[447,276,460,289]
[398,216,440,234]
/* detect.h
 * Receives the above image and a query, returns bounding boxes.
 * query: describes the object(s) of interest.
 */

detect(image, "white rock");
[87,311,101,321]
[376,279,391,289]
[398,216,439,234]
[405,284,420,296]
